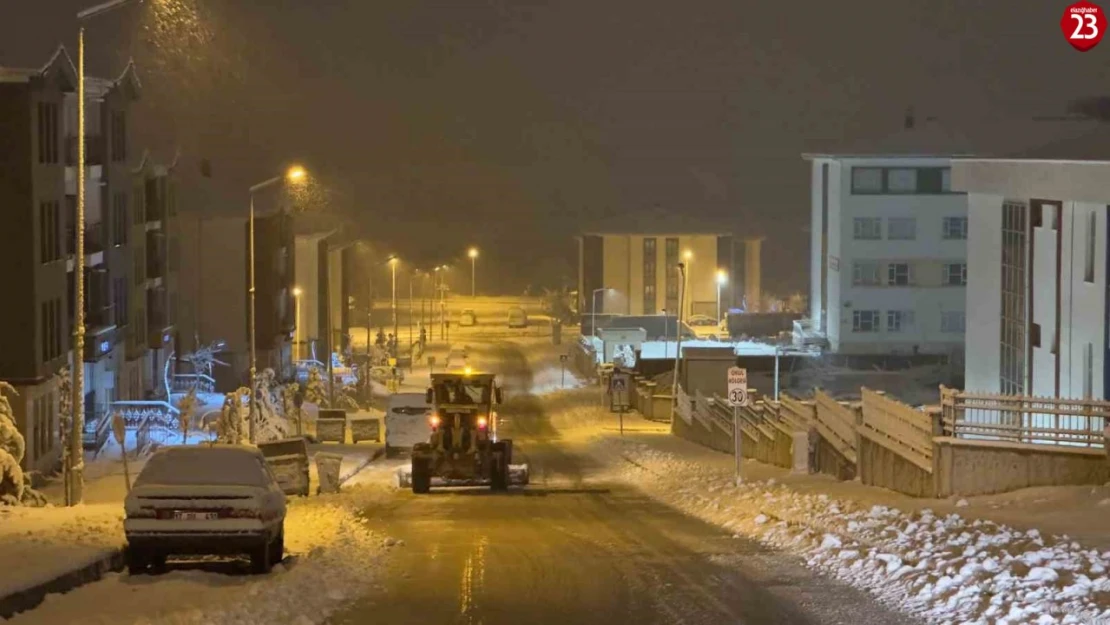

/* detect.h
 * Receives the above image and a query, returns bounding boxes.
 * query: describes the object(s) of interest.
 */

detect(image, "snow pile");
[599,439,1110,625]
[5,487,392,625]
[527,364,585,395]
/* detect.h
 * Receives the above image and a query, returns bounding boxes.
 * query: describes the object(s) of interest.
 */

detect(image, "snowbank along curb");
[0,548,123,619]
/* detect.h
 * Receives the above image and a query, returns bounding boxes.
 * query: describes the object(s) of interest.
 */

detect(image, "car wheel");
[269,526,285,565]
[126,548,147,575]
[251,540,273,574]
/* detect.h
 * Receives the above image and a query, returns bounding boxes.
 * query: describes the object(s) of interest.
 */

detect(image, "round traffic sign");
[729,387,748,406]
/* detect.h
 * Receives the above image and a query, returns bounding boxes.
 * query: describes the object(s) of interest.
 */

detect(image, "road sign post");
[727,366,749,485]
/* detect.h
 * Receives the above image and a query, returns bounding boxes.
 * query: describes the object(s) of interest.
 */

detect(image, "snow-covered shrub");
[304,366,328,408]
[176,388,198,444]
[0,382,45,506]
[216,388,249,445]
[254,368,291,443]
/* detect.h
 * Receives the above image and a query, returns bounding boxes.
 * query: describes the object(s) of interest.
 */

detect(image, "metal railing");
[171,373,215,394]
[940,386,1108,448]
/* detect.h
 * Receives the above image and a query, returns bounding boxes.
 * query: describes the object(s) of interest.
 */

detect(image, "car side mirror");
[425,388,434,404]
[495,387,504,405]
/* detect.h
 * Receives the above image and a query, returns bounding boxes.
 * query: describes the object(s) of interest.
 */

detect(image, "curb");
[0,548,124,619]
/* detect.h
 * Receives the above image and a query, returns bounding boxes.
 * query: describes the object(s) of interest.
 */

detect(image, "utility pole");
[670,263,687,422]
[408,272,414,370]
[366,268,373,361]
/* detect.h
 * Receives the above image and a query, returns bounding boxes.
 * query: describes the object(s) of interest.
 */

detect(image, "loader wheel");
[490,443,508,492]
[411,456,431,494]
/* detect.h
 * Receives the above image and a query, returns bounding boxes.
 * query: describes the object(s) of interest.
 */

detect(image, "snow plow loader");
[397,370,529,493]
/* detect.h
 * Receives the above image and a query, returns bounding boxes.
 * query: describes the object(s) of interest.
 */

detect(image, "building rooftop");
[0,45,76,90]
[803,116,1109,162]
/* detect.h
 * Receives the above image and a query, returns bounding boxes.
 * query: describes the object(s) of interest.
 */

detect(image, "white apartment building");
[803,154,968,355]
[953,156,1110,399]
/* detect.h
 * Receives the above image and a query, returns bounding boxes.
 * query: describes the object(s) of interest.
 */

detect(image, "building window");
[942,216,968,240]
[943,263,967,286]
[887,263,912,286]
[887,217,916,240]
[850,166,955,195]
[40,201,60,263]
[886,169,917,193]
[664,237,679,312]
[853,217,882,240]
[852,310,880,332]
[111,111,127,162]
[112,192,129,246]
[941,311,966,333]
[887,310,914,332]
[643,238,657,314]
[851,168,883,194]
[37,101,59,164]
[1001,201,1028,395]
[1085,211,1096,283]
[852,261,880,286]
[1084,343,1094,399]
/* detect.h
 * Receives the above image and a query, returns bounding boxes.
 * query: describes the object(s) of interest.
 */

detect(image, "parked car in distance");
[687,314,727,341]
[507,306,528,328]
[385,392,432,458]
[459,308,477,327]
[124,445,287,575]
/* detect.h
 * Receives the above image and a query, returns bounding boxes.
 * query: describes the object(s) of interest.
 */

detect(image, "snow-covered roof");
[84,59,141,101]
[804,116,1109,161]
[0,45,77,91]
[135,445,270,487]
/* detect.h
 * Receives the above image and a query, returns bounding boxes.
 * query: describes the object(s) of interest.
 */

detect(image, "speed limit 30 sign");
[727,366,749,407]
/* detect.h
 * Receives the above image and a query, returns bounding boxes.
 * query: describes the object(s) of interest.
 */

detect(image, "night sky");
[4,1,1108,294]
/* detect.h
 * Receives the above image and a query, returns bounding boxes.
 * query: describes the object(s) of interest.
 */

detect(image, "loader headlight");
[429,414,441,428]
[477,416,488,429]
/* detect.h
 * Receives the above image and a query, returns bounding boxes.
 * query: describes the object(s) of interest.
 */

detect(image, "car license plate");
[173,511,219,521]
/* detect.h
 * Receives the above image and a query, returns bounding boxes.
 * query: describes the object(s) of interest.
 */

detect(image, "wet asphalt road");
[328,342,912,625]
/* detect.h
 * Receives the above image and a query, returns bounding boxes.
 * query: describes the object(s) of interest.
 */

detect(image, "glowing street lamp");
[468,247,479,297]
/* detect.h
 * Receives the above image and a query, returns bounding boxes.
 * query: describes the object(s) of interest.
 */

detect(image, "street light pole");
[590,287,607,338]
[670,263,687,421]
[468,247,478,298]
[71,0,145,506]
[391,259,398,347]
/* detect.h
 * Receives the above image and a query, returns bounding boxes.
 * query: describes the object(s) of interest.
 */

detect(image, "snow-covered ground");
[3,486,394,625]
[593,435,1110,625]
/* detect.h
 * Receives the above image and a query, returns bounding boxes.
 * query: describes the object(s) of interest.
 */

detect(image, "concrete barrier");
[934,437,1110,497]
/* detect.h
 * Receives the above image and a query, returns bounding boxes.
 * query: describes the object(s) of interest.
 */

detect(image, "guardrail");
[939,385,1108,447]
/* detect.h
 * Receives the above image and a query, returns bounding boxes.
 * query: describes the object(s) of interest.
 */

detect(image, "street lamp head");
[389,257,399,266]
[468,248,479,259]
[683,250,693,261]
[292,286,303,297]
[286,165,307,184]
[716,270,728,285]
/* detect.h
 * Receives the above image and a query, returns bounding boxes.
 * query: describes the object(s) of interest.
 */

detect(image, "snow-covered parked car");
[124,445,287,575]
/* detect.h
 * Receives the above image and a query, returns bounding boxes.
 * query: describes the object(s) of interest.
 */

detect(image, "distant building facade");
[803,154,968,355]
[954,157,1110,399]
[577,232,737,320]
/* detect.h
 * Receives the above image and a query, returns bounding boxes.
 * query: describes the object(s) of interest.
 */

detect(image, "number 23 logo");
[1062,2,1107,52]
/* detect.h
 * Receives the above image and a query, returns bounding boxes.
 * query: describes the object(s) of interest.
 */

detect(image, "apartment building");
[292,230,355,363]
[577,231,738,319]
[953,128,1110,398]
[178,210,296,390]
[0,47,76,473]
[803,153,969,355]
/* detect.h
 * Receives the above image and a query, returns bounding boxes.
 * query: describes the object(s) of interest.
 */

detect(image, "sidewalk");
[584,409,1110,624]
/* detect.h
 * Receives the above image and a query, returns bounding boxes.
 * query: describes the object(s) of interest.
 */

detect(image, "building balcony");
[65,134,106,167]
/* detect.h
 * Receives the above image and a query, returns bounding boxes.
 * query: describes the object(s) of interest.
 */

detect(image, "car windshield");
[135,447,269,488]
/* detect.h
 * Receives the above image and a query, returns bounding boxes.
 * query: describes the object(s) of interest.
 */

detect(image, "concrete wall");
[597,234,725,317]
[934,437,1109,497]
[965,193,1004,394]
[1060,203,1107,400]
[858,434,935,497]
